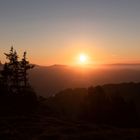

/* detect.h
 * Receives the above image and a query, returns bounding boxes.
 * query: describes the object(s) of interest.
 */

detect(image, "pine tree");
[20,51,34,88]
[4,47,20,92]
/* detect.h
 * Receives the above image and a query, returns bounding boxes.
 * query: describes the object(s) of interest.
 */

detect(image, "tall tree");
[4,47,20,92]
[20,51,34,88]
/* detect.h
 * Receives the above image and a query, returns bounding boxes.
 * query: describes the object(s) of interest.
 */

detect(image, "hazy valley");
[30,64,140,97]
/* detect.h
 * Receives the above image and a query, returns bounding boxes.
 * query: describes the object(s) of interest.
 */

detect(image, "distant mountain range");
[29,64,140,97]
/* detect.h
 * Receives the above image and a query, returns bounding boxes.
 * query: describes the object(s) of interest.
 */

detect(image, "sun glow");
[79,54,88,64]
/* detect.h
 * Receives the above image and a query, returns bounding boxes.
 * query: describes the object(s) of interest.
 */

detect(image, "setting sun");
[79,54,88,64]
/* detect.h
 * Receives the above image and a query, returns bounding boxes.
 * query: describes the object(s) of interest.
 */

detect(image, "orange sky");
[0,0,140,66]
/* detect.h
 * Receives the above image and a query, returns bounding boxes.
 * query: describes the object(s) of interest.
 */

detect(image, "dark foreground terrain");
[1,82,140,140]
[1,113,140,140]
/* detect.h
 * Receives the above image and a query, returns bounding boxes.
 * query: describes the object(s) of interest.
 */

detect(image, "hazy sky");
[0,0,140,65]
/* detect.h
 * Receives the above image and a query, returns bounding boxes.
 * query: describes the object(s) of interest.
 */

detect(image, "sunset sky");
[0,0,140,65]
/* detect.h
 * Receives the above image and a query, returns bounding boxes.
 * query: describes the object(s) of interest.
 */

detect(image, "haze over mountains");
[29,64,140,97]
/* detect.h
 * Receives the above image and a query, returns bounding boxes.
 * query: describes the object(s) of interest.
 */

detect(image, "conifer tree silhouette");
[1,47,35,93]
[20,51,34,88]
[4,47,20,92]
